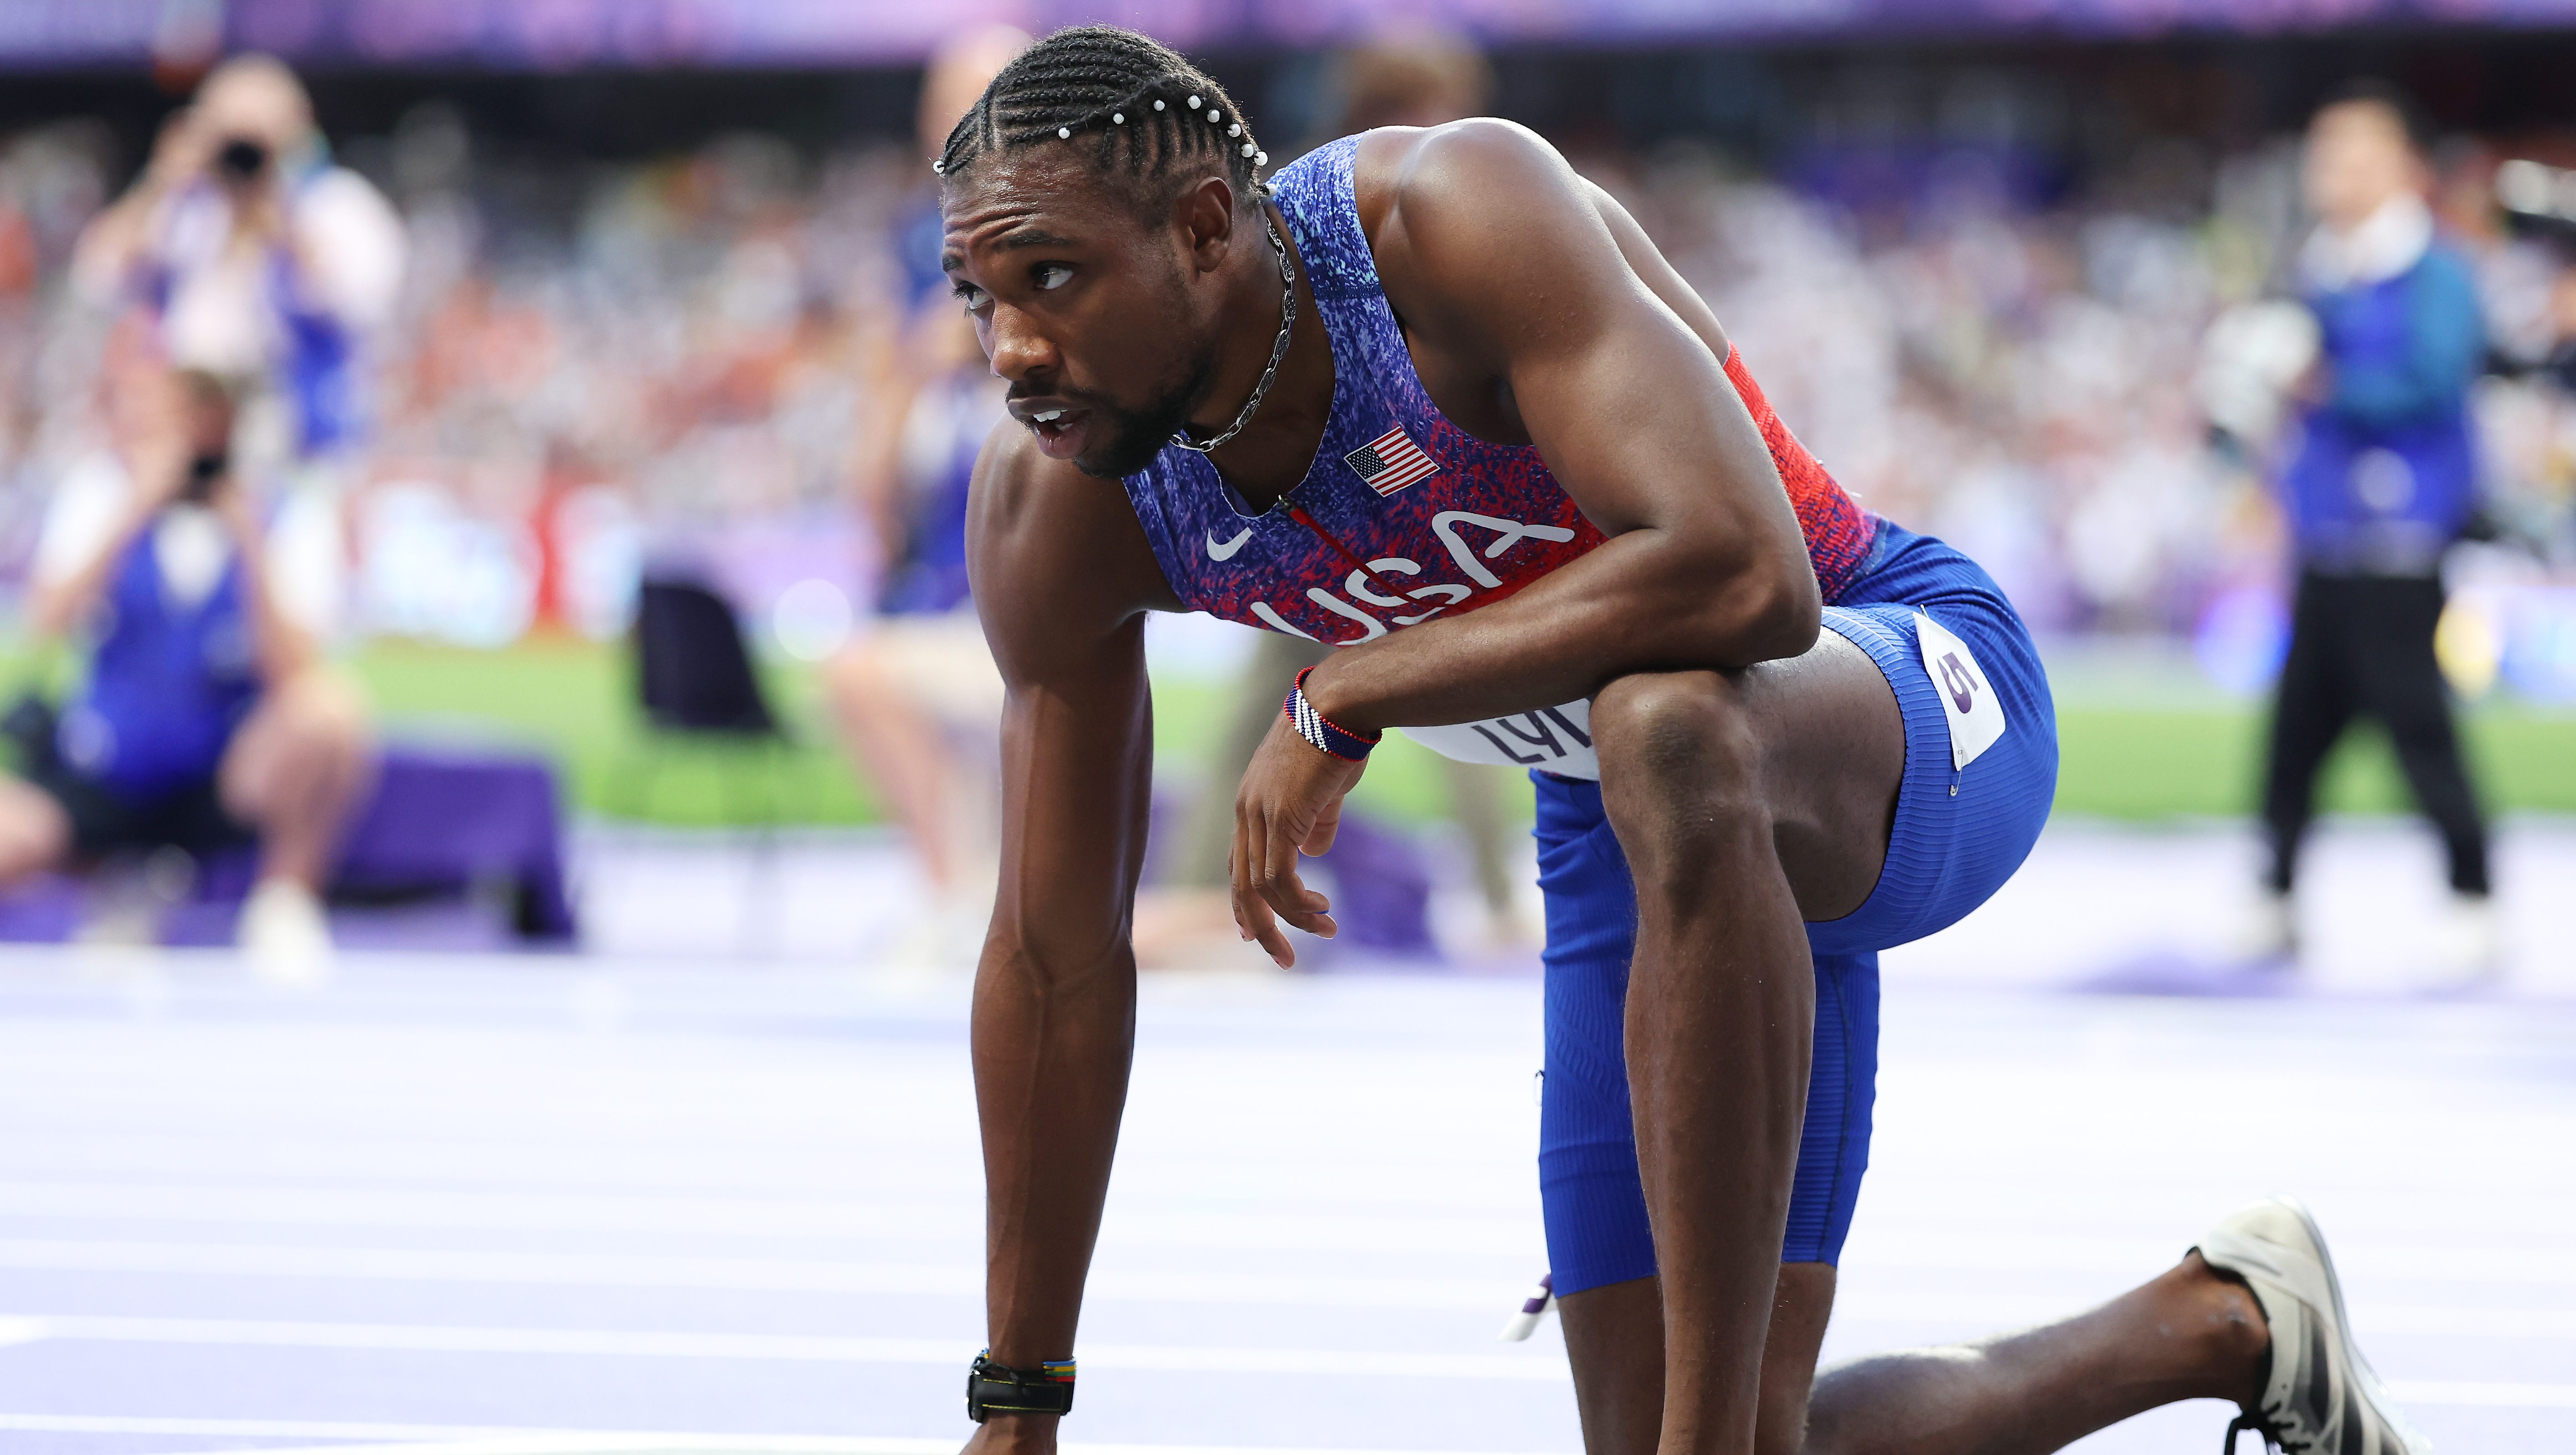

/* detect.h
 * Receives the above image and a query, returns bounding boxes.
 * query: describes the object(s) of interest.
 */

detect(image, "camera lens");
[183,450,227,502]
[216,139,268,180]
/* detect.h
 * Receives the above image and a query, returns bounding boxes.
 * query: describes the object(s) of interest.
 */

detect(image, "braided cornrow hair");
[934,25,1269,214]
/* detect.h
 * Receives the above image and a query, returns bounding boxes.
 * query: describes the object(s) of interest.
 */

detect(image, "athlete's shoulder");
[968,422,1177,677]
[1349,119,1576,247]
[1350,121,1626,361]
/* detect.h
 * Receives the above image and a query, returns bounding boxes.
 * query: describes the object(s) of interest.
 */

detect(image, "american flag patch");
[1344,425,1441,497]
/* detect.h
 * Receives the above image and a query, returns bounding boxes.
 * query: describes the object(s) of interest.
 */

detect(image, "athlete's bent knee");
[1593,671,1761,786]
[1592,671,1770,881]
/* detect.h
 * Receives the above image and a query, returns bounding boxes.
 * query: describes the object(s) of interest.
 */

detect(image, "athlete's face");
[942,150,1231,478]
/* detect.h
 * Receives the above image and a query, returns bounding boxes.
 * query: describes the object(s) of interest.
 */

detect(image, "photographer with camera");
[0,363,371,979]
[72,52,403,476]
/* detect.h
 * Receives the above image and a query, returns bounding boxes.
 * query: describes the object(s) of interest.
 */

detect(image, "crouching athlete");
[942,26,2425,1455]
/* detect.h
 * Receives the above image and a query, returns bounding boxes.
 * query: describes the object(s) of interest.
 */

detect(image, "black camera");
[214,137,269,182]
[181,449,228,504]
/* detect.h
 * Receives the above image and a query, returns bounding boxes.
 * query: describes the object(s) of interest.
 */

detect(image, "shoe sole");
[2273,1195,2431,1455]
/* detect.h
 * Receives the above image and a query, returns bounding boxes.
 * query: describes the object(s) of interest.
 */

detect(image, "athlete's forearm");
[1300,526,1819,736]
[971,937,1137,1370]
[968,604,1159,1378]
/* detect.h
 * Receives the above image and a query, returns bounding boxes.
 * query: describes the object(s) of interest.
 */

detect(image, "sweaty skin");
[946,120,2265,1455]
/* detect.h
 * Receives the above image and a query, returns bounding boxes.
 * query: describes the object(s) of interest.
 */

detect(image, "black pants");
[2261,571,2489,895]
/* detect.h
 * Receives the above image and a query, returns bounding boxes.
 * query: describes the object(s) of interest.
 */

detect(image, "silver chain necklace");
[1172,210,1296,455]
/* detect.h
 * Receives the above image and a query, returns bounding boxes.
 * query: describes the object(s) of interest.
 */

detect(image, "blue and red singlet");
[1120,133,2059,1284]
[1120,136,1880,772]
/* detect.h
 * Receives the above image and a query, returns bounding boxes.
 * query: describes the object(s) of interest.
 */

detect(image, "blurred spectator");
[2244,83,2495,976]
[819,24,1025,961]
[1330,28,1496,134]
[0,363,370,978]
[73,54,404,481]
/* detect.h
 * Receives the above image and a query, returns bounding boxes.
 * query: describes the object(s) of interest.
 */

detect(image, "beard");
[1066,344,1216,479]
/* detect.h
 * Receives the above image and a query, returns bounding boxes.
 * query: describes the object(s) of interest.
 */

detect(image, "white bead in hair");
[1188,94,1201,108]
[932,160,944,173]
[1241,143,1255,157]
[1153,99,1165,111]
[1113,112,1124,124]
[1057,127,1071,139]
[1229,123,1241,136]
[1255,150,1267,165]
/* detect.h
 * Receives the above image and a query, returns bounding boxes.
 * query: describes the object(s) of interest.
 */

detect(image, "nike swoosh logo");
[1206,527,1253,562]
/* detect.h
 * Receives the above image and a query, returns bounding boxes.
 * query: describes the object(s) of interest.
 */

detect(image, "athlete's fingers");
[1232,805,1297,967]
[1300,793,1344,858]
[1259,816,1338,940]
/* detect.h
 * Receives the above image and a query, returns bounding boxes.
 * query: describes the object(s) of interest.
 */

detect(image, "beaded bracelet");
[1284,666,1381,761]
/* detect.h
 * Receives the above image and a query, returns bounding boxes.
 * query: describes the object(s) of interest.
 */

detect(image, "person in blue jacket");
[0,364,371,979]
[2253,82,2495,977]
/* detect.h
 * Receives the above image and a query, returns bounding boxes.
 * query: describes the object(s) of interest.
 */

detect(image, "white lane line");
[0,1239,1508,1312]
[7,1240,2571,1342]
[0,1414,1570,1455]
[5,1315,2570,1406]
[3,1182,2569,1289]
[0,1183,1538,1258]
[0,1314,1572,1381]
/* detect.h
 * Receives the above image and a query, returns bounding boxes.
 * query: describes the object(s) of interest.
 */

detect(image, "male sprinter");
[942,27,2423,1455]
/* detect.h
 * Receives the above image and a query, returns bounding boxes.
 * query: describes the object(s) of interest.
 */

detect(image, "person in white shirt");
[0,363,370,979]
[73,52,404,479]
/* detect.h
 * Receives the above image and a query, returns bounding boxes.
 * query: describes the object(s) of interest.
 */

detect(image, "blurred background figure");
[2242,83,2495,977]
[0,361,368,978]
[820,23,1026,963]
[1147,26,1534,965]
[72,53,403,500]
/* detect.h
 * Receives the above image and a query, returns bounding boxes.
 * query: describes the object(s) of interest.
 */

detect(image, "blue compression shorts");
[1536,522,2058,1293]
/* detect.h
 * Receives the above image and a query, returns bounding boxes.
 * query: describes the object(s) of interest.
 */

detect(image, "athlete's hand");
[1231,711,1366,968]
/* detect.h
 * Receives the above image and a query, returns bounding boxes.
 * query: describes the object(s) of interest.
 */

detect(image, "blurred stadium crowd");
[0,53,2571,658]
[0,34,2567,972]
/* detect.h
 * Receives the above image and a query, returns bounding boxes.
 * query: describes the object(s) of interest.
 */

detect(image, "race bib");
[1401,701,1601,780]
[1915,611,2007,770]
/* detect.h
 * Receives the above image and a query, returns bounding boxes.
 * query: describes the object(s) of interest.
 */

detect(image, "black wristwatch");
[966,1352,1076,1422]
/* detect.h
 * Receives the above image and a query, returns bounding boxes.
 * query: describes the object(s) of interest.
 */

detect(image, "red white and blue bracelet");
[1284,665,1381,761]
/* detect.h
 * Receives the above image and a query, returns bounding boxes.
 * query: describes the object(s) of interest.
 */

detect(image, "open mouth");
[1024,406,1087,459]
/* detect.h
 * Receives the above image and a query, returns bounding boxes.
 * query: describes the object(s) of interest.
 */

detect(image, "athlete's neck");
[1195,204,1335,514]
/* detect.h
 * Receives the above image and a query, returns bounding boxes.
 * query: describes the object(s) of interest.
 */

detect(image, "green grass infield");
[5,635,2567,827]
